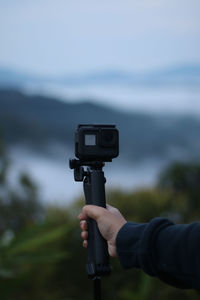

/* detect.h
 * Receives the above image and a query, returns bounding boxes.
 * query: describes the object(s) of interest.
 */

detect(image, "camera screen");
[85,134,96,146]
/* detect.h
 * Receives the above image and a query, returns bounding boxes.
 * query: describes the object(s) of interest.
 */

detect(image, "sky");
[0,0,200,76]
[1,0,200,201]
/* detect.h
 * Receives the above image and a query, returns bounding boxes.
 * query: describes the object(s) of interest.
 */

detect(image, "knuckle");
[113,207,119,214]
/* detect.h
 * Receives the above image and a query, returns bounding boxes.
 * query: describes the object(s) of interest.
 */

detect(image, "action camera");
[75,124,119,162]
[69,124,120,283]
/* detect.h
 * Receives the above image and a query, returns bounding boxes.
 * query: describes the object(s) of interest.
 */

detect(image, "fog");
[8,146,167,206]
[25,83,200,116]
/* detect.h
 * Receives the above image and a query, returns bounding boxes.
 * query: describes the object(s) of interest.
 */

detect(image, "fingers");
[80,220,88,249]
[78,204,124,255]
[81,230,88,240]
[83,240,88,248]
[78,205,106,221]
[106,204,115,211]
[78,205,104,250]
[78,204,116,251]
[80,220,87,231]
[80,221,88,239]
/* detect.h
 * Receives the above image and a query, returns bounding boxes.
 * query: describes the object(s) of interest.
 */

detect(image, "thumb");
[78,205,106,221]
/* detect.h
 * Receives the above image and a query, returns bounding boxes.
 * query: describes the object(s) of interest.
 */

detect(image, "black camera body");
[75,124,119,162]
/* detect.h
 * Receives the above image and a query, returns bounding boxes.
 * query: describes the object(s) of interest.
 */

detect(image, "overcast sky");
[0,0,200,76]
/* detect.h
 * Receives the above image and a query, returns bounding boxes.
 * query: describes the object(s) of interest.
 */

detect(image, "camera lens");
[104,133,114,142]
[99,129,116,147]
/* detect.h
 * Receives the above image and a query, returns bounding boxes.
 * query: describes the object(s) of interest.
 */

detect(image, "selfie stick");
[69,159,110,300]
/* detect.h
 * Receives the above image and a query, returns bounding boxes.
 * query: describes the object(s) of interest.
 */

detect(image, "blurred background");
[0,0,200,299]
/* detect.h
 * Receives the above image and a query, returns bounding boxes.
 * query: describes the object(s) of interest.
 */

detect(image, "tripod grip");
[83,169,110,278]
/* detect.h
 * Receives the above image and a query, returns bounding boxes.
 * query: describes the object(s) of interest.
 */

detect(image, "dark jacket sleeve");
[116,218,200,290]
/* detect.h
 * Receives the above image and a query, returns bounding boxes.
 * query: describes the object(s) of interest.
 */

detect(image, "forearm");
[116,218,200,290]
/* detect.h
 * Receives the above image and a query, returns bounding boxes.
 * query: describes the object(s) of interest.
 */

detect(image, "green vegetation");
[0,139,200,299]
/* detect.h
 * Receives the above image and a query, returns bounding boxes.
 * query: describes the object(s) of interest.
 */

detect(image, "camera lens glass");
[104,133,114,142]
[99,129,116,147]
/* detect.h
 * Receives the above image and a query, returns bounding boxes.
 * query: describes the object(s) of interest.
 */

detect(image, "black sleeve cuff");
[116,218,174,276]
[116,222,147,269]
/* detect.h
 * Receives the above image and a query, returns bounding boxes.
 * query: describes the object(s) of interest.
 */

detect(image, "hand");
[78,204,127,257]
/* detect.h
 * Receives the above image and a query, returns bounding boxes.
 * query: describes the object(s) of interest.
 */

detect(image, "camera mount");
[69,158,105,181]
[69,124,119,300]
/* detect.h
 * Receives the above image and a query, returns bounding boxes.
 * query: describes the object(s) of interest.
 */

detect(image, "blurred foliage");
[158,162,200,221]
[1,138,200,299]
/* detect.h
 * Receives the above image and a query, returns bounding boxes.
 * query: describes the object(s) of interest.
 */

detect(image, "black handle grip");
[83,169,110,278]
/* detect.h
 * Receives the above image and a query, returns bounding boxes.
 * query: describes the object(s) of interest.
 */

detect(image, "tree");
[158,162,200,220]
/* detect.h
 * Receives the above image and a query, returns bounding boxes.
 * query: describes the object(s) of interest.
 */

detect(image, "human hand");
[78,204,127,257]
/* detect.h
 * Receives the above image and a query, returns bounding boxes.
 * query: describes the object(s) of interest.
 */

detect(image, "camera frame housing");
[75,124,119,162]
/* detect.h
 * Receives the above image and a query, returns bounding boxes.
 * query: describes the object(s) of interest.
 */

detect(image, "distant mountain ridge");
[1,88,200,163]
[0,64,200,88]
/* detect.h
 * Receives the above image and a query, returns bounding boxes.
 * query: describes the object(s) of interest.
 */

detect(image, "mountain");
[0,64,200,88]
[1,88,200,163]
[0,67,40,87]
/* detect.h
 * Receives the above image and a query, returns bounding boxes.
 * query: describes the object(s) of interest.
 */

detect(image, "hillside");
[1,88,200,162]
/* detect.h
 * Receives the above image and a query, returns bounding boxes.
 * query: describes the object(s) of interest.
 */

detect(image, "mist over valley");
[1,77,200,203]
